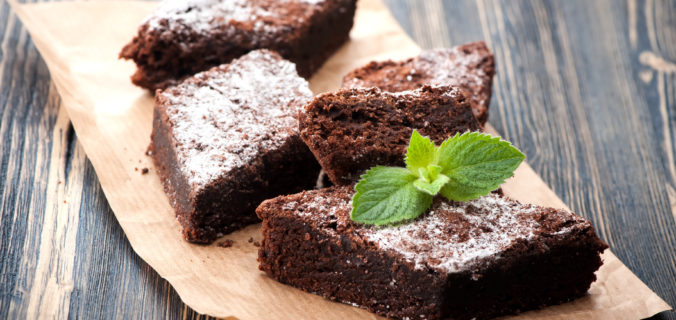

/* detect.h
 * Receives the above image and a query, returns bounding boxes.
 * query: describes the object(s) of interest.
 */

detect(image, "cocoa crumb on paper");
[217,239,234,248]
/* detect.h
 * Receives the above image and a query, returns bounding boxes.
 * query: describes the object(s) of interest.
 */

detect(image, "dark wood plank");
[0,1,61,318]
[0,0,673,319]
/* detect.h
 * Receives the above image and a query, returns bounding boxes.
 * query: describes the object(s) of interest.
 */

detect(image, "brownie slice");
[343,42,495,124]
[150,50,320,243]
[299,86,482,185]
[120,0,357,91]
[257,186,608,320]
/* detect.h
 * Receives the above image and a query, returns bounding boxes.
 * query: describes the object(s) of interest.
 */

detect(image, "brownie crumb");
[134,167,138,171]
[253,241,261,247]
[141,168,149,174]
[248,237,254,243]
[217,239,234,248]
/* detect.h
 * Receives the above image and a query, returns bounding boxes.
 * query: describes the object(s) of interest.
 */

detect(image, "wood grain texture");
[0,0,673,319]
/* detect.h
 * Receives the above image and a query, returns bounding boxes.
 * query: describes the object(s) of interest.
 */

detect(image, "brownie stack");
[124,2,608,317]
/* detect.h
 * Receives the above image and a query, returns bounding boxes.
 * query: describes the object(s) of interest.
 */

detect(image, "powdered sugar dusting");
[145,0,326,33]
[344,43,492,107]
[364,194,542,273]
[343,85,464,101]
[418,47,489,106]
[387,86,463,99]
[288,190,583,274]
[160,50,312,191]
[294,197,350,218]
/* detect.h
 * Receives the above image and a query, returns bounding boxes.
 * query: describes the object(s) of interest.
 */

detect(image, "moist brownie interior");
[150,49,320,243]
[120,0,357,91]
[343,42,495,124]
[257,186,608,320]
[299,85,482,185]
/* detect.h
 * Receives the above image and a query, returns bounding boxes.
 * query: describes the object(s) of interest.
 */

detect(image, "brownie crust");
[299,85,482,185]
[257,186,608,320]
[120,0,357,91]
[343,42,495,124]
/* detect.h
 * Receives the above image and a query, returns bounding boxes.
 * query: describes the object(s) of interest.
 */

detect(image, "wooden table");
[0,0,674,318]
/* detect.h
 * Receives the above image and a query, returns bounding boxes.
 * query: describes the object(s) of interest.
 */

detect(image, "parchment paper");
[8,0,672,318]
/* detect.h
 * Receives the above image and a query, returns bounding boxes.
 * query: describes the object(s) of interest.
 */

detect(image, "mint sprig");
[350,130,525,225]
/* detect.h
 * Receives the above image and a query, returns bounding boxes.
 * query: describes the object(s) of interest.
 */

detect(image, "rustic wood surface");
[0,0,674,319]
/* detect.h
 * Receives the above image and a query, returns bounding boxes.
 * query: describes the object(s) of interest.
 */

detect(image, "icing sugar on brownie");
[281,190,586,274]
[364,194,544,273]
[415,48,490,105]
[146,0,327,33]
[161,50,313,190]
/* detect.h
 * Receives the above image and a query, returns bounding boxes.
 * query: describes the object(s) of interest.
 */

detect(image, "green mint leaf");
[437,132,525,201]
[413,173,450,195]
[405,130,437,177]
[351,166,432,225]
[351,130,525,225]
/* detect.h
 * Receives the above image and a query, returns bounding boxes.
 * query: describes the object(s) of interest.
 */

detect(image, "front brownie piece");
[257,186,608,320]
[299,86,482,185]
[120,0,357,91]
[150,50,320,243]
[343,42,495,124]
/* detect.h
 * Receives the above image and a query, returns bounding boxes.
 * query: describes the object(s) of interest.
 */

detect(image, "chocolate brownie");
[120,0,357,91]
[299,85,482,185]
[343,42,495,124]
[257,186,608,320]
[150,50,320,243]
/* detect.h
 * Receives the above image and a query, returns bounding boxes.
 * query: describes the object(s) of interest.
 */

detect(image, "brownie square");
[257,186,608,320]
[299,85,482,185]
[343,41,495,124]
[150,50,320,243]
[120,0,357,91]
